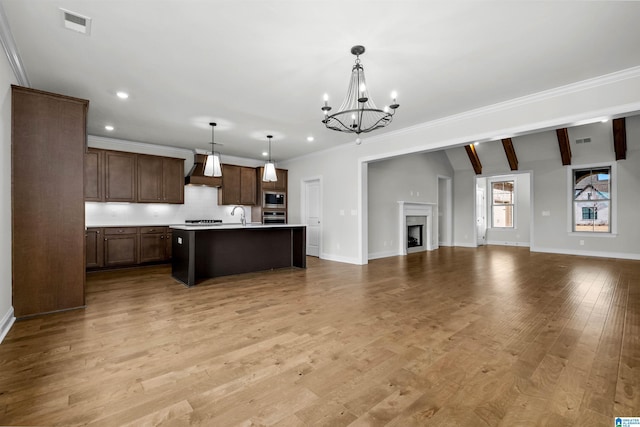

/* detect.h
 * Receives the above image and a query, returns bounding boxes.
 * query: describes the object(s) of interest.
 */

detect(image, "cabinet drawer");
[140,226,167,234]
[104,227,138,235]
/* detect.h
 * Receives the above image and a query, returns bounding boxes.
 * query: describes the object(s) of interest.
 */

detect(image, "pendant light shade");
[203,122,222,177]
[262,135,277,182]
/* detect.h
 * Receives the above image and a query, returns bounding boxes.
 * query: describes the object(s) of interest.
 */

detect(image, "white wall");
[86,135,264,226]
[282,67,640,264]
[0,49,17,341]
[367,152,453,259]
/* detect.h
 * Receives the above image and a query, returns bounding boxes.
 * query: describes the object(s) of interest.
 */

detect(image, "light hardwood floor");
[1,246,639,426]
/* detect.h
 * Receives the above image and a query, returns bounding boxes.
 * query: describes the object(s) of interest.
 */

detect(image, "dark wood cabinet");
[139,226,169,263]
[87,149,183,203]
[86,228,104,268]
[103,227,138,267]
[11,86,88,318]
[162,157,184,203]
[257,167,287,192]
[218,164,257,205]
[105,151,137,202]
[137,154,163,202]
[87,226,173,269]
[84,148,104,201]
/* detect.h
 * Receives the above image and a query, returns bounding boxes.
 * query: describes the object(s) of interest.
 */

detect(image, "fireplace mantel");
[398,201,437,255]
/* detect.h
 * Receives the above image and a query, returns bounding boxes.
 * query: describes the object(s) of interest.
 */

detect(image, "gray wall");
[0,49,17,341]
[367,151,453,259]
[450,117,640,259]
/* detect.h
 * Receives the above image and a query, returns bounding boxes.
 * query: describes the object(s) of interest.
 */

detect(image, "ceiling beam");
[501,138,518,171]
[612,117,627,160]
[465,144,482,175]
[556,128,571,165]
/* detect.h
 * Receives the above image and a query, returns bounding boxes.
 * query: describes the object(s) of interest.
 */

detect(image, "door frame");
[300,176,323,258]
[437,175,453,246]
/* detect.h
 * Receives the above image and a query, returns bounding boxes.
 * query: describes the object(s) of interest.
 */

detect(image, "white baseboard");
[368,250,400,260]
[531,246,640,260]
[320,252,363,265]
[453,241,477,248]
[0,306,15,344]
[486,240,531,248]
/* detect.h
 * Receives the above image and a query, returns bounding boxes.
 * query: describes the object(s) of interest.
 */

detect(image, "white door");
[304,180,321,257]
[476,187,486,245]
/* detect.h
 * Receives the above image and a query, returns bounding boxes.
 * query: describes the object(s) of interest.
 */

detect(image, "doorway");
[301,177,322,257]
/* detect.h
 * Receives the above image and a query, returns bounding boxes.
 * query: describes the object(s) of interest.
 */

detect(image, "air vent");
[60,8,91,35]
[576,137,592,144]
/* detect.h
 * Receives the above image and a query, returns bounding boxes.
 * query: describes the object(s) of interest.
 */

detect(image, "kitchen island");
[170,224,306,286]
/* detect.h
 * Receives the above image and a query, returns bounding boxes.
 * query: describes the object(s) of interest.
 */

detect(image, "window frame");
[567,161,617,236]
[489,178,516,229]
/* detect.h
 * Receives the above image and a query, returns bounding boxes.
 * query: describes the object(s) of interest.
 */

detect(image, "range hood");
[184,153,222,187]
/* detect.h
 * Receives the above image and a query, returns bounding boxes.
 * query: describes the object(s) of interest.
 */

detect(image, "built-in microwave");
[263,191,286,209]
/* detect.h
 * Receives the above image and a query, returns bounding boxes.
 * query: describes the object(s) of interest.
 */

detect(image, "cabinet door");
[105,151,136,202]
[240,166,257,205]
[104,229,138,266]
[84,148,103,201]
[218,164,241,205]
[140,232,166,263]
[272,169,287,192]
[165,230,173,260]
[137,155,163,202]
[85,228,104,268]
[162,158,184,203]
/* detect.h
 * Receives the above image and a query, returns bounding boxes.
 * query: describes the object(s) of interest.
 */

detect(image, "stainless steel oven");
[262,211,286,224]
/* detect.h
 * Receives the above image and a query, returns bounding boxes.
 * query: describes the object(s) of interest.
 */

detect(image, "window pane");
[574,168,610,201]
[492,181,513,204]
[492,205,513,228]
[574,201,609,232]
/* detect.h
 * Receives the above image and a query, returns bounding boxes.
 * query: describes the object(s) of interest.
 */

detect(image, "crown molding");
[0,3,29,87]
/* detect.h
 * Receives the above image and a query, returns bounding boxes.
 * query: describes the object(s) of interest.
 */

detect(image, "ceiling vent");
[60,8,91,35]
[576,137,592,144]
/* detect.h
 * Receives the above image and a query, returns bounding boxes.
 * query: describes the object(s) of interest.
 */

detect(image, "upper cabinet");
[105,150,137,202]
[218,164,257,205]
[257,167,288,192]
[84,148,104,201]
[86,148,184,204]
[137,155,184,203]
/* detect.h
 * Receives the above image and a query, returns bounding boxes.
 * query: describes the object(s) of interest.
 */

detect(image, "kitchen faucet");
[231,206,246,226]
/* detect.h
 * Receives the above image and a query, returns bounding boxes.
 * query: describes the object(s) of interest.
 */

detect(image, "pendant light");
[204,122,222,177]
[262,135,277,182]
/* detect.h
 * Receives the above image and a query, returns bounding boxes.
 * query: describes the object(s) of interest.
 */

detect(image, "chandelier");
[321,45,399,135]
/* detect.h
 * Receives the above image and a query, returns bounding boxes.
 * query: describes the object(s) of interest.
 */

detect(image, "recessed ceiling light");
[105,125,114,131]
[116,91,129,99]
[601,118,609,123]
[262,151,268,157]
[307,136,314,142]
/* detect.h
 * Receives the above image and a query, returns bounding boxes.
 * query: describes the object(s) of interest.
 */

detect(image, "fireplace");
[398,201,436,255]
[406,215,426,252]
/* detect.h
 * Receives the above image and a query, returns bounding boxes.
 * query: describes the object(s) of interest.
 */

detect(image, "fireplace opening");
[408,224,423,248]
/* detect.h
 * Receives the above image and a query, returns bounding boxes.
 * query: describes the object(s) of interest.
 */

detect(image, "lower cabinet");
[104,227,138,267]
[87,226,172,270]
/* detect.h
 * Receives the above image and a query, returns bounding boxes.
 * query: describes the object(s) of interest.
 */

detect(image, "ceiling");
[3,1,640,161]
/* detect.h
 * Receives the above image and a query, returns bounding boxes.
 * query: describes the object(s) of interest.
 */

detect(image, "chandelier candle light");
[204,122,222,177]
[263,135,277,182]
[322,45,399,135]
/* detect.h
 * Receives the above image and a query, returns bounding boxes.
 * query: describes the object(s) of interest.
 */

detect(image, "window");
[491,180,514,228]
[573,167,610,233]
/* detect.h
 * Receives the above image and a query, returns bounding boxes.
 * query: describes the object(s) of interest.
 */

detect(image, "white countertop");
[170,223,306,231]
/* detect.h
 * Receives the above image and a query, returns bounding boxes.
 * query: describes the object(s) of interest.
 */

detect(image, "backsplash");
[85,185,250,226]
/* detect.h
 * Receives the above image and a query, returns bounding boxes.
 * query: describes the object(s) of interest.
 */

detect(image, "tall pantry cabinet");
[11,86,88,318]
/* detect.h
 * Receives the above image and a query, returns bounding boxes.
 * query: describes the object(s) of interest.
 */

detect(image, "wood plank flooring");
[1,246,639,426]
